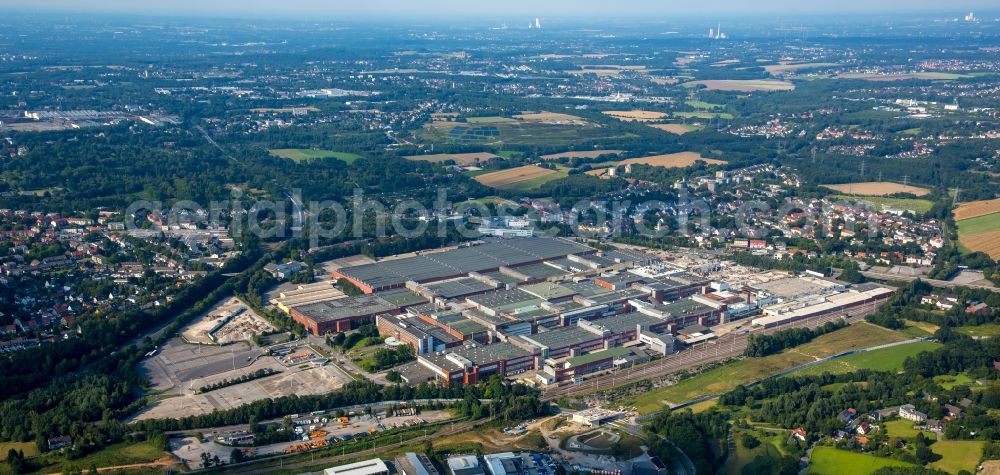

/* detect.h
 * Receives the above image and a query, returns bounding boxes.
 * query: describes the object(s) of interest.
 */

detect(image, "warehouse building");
[291,294,399,335]
[418,342,535,384]
[323,459,390,475]
[332,237,594,293]
[751,285,894,328]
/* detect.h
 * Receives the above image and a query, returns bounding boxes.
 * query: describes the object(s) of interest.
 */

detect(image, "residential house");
[899,404,928,423]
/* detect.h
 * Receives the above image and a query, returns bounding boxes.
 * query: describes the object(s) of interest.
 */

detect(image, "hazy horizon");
[4,0,1000,20]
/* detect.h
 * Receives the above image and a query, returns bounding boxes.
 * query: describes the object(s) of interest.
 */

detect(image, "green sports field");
[269,148,363,164]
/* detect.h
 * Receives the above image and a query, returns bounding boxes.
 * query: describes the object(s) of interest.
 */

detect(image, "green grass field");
[957,323,1000,338]
[808,447,916,474]
[956,213,1000,236]
[832,195,935,214]
[624,323,911,413]
[934,373,974,390]
[465,116,518,124]
[673,111,735,120]
[37,440,168,473]
[499,170,569,192]
[685,100,724,110]
[929,440,985,474]
[269,148,363,164]
[724,429,788,475]
[791,341,941,377]
[418,121,626,148]
[882,419,934,439]
[0,441,39,458]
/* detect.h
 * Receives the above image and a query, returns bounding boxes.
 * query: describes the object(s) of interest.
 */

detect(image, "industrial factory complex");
[271,237,894,385]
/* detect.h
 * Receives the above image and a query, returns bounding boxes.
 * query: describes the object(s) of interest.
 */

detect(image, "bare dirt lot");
[954,198,1000,221]
[541,150,625,160]
[822,182,931,197]
[686,79,795,91]
[136,347,348,421]
[404,152,499,165]
[602,110,668,122]
[474,165,560,188]
[181,297,272,344]
[620,152,725,168]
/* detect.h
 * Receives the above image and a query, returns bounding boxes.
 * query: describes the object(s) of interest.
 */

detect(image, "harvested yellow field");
[404,152,498,165]
[954,198,1000,221]
[687,79,795,91]
[474,165,559,188]
[960,230,1000,260]
[540,150,625,160]
[649,124,699,135]
[603,110,668,122]
[822,182,931,197]
[620,152,725,168]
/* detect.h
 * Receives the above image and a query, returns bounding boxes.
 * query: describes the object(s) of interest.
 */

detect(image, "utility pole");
[952,188,962,206]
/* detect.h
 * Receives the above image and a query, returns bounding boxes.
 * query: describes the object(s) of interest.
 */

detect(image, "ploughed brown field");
[822,182,931,197]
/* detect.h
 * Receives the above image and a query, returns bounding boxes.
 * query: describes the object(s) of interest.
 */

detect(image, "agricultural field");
[619,152,725,168]
[473,165,565,192]
[649,123,702,135]
[624,322,911,413]
[685,100,724,110]
[835,72,966,81]
[269,148,362,164]
[685,79,795,92]
[417,120,616,147]
[808,447,916,474]
[403,152,499,165]
[954,197,1000,221]
[832,195,935,214]
[464,116,518,124]
[512,112,588,124]
[822,182,931,197]
[764,62,839,76]
[540,150,625,160]
[602,110,668,122]
[791,341,941,376]
[955,211,1000,259]
[928,440,985,474]
[673,111,735,120]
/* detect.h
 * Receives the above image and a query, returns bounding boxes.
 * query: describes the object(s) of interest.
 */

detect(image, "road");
[542,298,886,402]
[862,270,999,293]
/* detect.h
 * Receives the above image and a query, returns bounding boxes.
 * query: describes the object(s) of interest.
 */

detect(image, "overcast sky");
[3,0,996,18]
